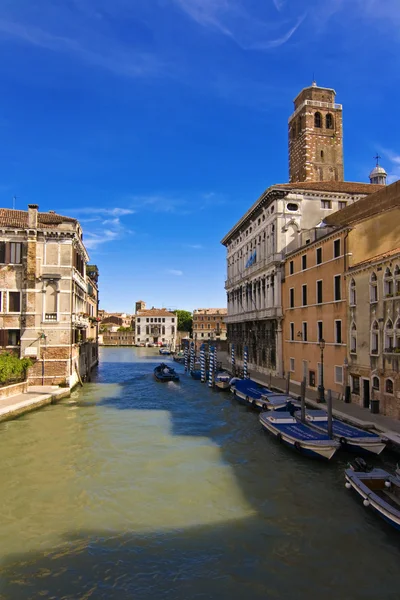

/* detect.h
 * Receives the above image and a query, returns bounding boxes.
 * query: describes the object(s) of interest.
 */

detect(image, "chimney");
[28,204,39,228]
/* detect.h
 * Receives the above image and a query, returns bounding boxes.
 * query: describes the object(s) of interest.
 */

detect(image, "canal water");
[1,347,400,599]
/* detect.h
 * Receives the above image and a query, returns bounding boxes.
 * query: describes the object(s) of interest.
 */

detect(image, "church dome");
[369,165,387,179]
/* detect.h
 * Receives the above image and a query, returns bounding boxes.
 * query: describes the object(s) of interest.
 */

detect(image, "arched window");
[370,271,378,303]
[371,320,379,354]
[372,376,380,391]
[384,319,394,352]
[314,112,322,128]
[385,379,394,394]
[395,318,400,351]
[350,278,356,306]
[326,113,333,129]
[350,322,357,353]
[395,264,400,296]
[384,267,394,297]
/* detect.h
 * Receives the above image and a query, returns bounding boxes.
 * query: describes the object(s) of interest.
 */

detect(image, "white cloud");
[84,229,119,249]
[172,0,305,50]
[102,217,121,226]
[379,148,400,184]
[185,243,203,249]
[166,269,183,276]
[72,207,135,216]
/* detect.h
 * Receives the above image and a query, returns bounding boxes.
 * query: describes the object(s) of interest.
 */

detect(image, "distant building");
[0,204,98,386]
[135,301,176,347]
[102,331,136,346]
[192,309,227,344]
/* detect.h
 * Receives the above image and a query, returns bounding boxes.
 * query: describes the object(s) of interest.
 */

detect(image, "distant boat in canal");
[159,348,172,355]
[259,411,340,460]
[345,459,400,530]
[172,351,185,364]
[154,363,180,382]
[299,410,386,455]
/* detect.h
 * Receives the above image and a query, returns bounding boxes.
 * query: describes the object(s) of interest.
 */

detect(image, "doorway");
[362,378,370,409]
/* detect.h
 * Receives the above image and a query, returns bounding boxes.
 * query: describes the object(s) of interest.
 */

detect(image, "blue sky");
[0,0,399,312]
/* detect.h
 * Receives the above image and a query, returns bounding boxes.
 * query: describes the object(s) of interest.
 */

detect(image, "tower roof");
[369,165,387,178]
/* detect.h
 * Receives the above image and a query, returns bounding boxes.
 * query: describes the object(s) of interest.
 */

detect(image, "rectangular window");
[370,284,378,303]
[289,260,294,275]
[137,326,141,335]
[289,288,294,308]
[172,318,175,323]
[137,318,140,322]
[302,255,307,270]
[302,284,307,306]
[7,329,21,346]
[10,243,22,264]
[289,358,295,372]
[335,366,343,384]
[290,322,294,341]
[351,375,360,395]
[302,322,308,342]
[8,292,21,312]
[334,275,341,301]
[334,239,341,258]
[317,321,323,342]
[335,320,342,344]
[338,201,347,210]
[146,318,149,323]
[162,318,165,323]
[321,200,332,209]
[316,247,322,265]
[371,332,379,354]
[309,370,316,387]
[0,242,5,263]
[316,280,323,304]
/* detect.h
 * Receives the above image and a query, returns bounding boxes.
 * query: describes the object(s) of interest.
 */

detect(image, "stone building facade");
[0,204,98,387]
[282,228,349,398]
[346,250,400,418]
[192,308,227,342]
[135,303,176,347]
[289,83,344,183]
[222,181,380,377]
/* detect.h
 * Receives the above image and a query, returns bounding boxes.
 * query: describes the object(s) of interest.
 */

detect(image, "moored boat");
[300,410,386,455]
[345,459,400,530]
[154,363,180,382]
[230,378,274,406]
[159,348,171,355]
[215,371,231,390]
[254,392,299,412]
[259,411,340,460]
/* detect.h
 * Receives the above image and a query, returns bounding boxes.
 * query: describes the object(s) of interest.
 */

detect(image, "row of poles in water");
[183,342,250,384]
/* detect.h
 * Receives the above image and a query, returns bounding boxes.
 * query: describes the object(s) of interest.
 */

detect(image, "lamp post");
[318,338,325,403]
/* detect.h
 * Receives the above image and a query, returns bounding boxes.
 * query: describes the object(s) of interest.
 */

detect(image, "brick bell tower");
[288,82,344,183]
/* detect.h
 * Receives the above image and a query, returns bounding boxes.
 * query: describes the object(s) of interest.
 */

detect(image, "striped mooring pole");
[231,343,235,373]
[208,346,214,388]
[243,345,249,379]
[214,345,218,376]
[189,341,195,373]
[184,345,189,372]
[200,344,206,383]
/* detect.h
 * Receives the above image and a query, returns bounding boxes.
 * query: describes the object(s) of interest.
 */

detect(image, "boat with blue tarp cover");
[154,363,180,382]
[230,378,274,405]
[345,459,400,530]
[300,410,386,455]
[259,411,340,460]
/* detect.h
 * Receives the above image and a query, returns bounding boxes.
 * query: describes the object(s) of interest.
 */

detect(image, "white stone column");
[276,318,283,377]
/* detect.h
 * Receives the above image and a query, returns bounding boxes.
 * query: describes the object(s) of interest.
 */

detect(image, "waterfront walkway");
[0,386,70,423]
[218,351,400,448]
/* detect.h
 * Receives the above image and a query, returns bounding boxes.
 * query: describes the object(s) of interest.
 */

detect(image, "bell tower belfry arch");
[288,82,344,183]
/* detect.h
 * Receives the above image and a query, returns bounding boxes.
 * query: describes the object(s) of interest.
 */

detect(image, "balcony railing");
[289,99,342,122]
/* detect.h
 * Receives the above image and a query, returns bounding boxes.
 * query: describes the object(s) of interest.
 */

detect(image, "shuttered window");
[8,292,21,312]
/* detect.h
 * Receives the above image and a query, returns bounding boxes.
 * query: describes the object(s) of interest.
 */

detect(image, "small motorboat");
[173,351,185,364]
[215,371,231,390]
[154,363,180,382]
[300,410,386,455]
[230,378,274,406]
[254,392,300,412]
[159,348,171,355]
[345,458,400,530]
[259,411,340,460]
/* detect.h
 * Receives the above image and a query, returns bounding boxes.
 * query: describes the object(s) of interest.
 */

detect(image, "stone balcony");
[73,314,89,329]
[225,306,283,323]
[225,253,283,289]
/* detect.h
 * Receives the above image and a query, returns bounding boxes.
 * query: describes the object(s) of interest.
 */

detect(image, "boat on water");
[153,363,180,382]
[230,378,274,406]
[159,348,171,355]
[299,410,386,455]
[215,371,231,390]
[259,411,340,460]
[345,458,400,530]
[254,392,300,412]
[172,352,185,364]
